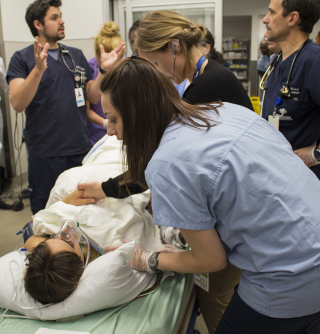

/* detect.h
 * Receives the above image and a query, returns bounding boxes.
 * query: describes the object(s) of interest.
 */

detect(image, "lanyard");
[193,55,207,81]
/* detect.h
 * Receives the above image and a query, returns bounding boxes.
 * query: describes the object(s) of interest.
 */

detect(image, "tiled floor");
[0,181,209,334]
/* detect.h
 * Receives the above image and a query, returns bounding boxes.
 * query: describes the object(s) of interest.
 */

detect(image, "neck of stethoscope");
[59,43,77,73]
[283,38,309,89]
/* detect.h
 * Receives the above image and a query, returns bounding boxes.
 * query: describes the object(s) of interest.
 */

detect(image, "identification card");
[74,87,85,107]
[194,273,209,292]
[268,115,280,130]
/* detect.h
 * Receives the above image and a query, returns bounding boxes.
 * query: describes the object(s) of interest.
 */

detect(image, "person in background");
[77,10,253,334]
[203,29,224,65]
[265,31,281,62]
[257,39,272,77]
[6,0,125,214]
[128,20,140,54]
[0,56,9,196]
[262,0,320,180]
[86,22,125,147]
[315,31,320,46]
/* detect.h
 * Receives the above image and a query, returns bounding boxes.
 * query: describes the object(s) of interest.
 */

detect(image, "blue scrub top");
[262,41,320,150]
[145,103,320,318]
[7,44,93,157]
[257,54,271,72]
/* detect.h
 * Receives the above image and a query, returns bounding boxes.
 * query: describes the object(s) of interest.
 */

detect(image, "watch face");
[148,253,158,272]
[315,149,320,161]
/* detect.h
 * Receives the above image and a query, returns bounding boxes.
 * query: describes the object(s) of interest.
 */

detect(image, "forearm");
[157,248,227,273]
[9,67,44,113]
[86,106,106,127]
[101,174,145,199]
[86,73,104,104]
[157,228,227,273]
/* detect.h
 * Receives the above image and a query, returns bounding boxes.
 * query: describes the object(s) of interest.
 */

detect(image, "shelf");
[236,77,248,81]
[224,58,248,60]
[225,49,248,52]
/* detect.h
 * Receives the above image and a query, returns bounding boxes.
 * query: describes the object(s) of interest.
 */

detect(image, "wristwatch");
[99,66,107,75]
[148,252,161,274]
[314,146,320,162]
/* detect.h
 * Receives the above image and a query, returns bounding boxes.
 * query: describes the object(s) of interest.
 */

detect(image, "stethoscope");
[58,43,83,87]
[260,38,309,99]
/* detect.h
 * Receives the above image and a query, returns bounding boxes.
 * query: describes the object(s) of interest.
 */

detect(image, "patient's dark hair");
[25,0,62,37]
[100,57,221,187]
[24,241,84,304]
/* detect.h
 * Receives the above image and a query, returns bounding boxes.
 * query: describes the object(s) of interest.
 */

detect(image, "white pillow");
[0,242,157,321]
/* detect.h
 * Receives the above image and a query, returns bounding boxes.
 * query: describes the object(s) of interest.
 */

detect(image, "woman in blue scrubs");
[101,56,320,334]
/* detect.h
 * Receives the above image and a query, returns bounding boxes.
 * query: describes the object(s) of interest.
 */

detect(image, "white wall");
[0,0,108,177]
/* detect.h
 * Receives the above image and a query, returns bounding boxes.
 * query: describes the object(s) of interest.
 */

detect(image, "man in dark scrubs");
[262,0,320,179]
[6,0,124,214]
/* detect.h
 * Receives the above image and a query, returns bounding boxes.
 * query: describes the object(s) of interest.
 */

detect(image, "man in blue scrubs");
[6,0,124,214]
[262,0,320,180]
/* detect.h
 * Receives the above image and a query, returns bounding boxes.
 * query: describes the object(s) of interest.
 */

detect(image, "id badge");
[194,273,209,292]
[268,115,280,130]
[74,87,85,107]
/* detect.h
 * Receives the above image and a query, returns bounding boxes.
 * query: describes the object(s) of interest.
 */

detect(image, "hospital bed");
[0,273,197,334]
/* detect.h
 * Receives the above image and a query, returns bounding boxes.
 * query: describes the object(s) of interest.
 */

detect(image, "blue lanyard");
[193,55,207,81]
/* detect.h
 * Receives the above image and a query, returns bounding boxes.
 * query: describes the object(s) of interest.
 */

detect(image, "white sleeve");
[0,57,9,93]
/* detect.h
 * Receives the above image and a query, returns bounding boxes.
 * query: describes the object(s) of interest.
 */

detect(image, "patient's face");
[46,238,84,263]
[101,92,123,140]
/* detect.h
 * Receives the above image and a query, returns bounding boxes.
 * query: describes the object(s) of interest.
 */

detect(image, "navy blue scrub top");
[6,44,93,158]
[262,40,320,178]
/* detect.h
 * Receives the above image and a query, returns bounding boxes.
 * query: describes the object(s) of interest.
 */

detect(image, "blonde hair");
[136,10,206,74]
[95,21,124,58]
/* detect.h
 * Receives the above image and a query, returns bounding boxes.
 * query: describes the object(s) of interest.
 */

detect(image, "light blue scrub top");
[145,103,320,318]
[257,54,271,72]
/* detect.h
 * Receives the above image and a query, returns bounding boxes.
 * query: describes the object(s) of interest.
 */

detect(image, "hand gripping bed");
[0,135,197,333]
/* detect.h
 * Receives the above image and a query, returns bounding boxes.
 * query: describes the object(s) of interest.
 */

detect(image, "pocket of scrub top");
[279,96,302,121]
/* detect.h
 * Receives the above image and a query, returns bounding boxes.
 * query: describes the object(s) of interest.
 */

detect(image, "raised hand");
[34,37,49,72]
[99,41,126,72]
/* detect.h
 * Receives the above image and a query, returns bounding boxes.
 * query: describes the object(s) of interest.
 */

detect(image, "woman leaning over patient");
[79,10,252,333]
[95,57,320,334]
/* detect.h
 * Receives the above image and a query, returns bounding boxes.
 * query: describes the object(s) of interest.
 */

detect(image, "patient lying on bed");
[21,135,174,306]
[23,188,166,305]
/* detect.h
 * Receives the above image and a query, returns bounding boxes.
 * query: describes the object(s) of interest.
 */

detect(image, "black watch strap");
[148,252,161,274]
[99,66,107,75]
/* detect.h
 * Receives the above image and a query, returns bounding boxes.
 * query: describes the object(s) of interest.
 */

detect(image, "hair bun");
[100,21,120,37]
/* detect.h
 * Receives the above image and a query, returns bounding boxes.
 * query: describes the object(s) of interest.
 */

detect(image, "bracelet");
[99,66,107,75]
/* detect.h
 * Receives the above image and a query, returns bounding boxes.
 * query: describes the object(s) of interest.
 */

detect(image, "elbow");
[10,98,24,113]
[206,256,228,273]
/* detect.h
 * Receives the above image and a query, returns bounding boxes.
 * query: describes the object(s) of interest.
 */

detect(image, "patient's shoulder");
[24,235,48,251]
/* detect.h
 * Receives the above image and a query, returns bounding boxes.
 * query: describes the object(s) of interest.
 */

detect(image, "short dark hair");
[25,0,62,37]
[204,29,215,48]
[25,241,84,304]
[129,20,140,37]
[282,0,320,34]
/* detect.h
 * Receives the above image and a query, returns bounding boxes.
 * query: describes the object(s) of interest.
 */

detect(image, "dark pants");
[216,286,320,334]
[28,153,87,214]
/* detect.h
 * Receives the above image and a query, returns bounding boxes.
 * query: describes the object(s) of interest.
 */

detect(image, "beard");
[43,26,65,44]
